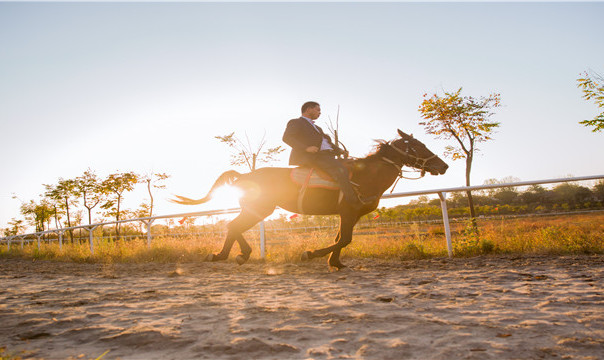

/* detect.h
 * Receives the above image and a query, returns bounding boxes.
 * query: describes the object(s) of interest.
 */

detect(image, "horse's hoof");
[328,260,347,271]
[235,254,248,265]
[206,253,226,262]
[329,265,350,273]
[301,251,312,262]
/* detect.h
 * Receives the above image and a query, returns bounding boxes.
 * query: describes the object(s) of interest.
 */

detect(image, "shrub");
[401,243,429,260]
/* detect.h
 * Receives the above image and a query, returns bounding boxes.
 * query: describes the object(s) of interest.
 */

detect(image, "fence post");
[8,236,12,251]
[36,234,43,251]
[147,220,153,249]
[20,236,24,250]
[85,226,99,254]
[58,230,64,250]
[88,227,94,254]
[260,220,266,259]
[438,192,453,258]
[141,219,155,249]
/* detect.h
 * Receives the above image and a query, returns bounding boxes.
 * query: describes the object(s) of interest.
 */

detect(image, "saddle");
[289,163,356,212]
[290,167,339,190]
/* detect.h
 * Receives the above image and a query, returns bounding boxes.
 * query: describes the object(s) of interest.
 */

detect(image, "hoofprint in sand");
[1,256,603,360]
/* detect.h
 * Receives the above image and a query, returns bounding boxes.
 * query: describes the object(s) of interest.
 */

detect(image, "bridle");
[380,140,438,189]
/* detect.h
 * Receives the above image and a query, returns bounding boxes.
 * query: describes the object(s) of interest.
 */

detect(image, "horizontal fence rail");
[2,175,603,258]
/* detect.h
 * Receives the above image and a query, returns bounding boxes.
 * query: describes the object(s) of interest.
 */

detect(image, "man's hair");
[301,101,320,113]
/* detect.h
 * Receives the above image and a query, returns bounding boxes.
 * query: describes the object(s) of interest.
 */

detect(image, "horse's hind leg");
[209,207,273,264]
[207,235,235,262]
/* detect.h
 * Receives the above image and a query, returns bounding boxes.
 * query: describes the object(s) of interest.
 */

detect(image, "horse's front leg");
[327,225,354,270]
[328,247,344,270]
[301,213,358,269]
[328,213,360,269]
[301,231,341,261]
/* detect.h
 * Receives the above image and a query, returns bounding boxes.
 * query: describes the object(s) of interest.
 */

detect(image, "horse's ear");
[397,129,407,137]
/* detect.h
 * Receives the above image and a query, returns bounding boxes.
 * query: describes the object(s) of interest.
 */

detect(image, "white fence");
[0,208,240,255]
[1,174,603,258]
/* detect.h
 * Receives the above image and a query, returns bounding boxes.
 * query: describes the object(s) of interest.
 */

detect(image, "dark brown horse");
[172,129,448,269]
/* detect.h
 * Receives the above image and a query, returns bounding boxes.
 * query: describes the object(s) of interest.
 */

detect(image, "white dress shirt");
[301,116,334,151]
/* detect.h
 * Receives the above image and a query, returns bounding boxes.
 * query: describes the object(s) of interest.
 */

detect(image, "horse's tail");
[170,170,242,205]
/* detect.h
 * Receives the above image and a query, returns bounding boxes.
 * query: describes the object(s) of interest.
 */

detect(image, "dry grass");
[0,235,223,264]
[1,213,603,264]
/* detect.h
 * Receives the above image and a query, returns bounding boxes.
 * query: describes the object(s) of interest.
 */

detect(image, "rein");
[380,140,437,192]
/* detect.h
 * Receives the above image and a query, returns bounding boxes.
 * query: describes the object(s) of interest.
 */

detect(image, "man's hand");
[306,146,319,153]
[335,147,348,158]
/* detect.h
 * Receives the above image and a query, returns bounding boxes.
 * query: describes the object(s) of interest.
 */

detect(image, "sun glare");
[212,185,244,208]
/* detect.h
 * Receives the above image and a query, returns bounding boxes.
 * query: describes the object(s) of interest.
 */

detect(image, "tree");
[75,169,104,225]
[140,172,170,217]
[20,199,54,235]
[215,132,284,171]
[419,87,501,224]
[133,202,152,232]
[481,176,520,197]
[577,70,604,132]
[481,176,521,204]
[4,218,25,237]
[520,184,550,205]
[594,180,604,202]
[48,202,64,231]
[101,171,139,237]
[44,178,78,242]
[134,202,151,219]
[551,183,592,207]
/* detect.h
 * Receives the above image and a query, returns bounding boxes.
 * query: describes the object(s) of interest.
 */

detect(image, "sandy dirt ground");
[1,255,603,360]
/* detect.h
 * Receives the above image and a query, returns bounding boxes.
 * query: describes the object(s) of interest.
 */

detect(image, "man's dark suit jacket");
[282,117,338,166]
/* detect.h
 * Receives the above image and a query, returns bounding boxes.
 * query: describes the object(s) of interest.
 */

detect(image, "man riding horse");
[171,103,448,269]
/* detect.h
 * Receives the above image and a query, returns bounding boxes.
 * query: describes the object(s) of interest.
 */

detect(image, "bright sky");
[1,1,603,230]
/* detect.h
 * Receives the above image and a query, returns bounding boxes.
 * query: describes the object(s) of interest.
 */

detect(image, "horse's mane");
[362,140,392,161]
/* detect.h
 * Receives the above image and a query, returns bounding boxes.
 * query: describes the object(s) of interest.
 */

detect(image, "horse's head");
[383,129,448,176]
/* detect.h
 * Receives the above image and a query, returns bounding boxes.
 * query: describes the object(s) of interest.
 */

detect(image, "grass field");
[1,213,603,264]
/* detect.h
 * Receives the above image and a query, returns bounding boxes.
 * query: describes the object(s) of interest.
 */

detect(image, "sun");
[211,185,244,208]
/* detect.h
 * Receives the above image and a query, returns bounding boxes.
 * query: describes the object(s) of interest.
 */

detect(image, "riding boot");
[311,153,366,208]
[328,167,364,207]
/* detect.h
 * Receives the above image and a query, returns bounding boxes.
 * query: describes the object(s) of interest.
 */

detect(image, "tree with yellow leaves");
[418,87,501,223]
[577,70,604,132]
